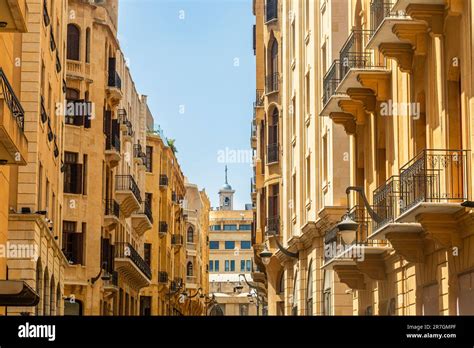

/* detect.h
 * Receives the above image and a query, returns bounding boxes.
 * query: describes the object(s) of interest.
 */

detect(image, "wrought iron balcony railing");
[254,89,264,107]
[251,119,257,139]
[267,143,279,164]
[322,60,342,106]
[115,175,142,204]
[399,149,469,214]
[159,174,169,187]
[370,0,396,35]
[172,191,178,203]
[251,176,256,194]
[115,242,152,280]
[266,216,280,235]
[143,200,153,224]
[159,221,168,234]
[50,27,56,52]
[105,199,120,218]
[43,0,50,27]
[158,271,168,284]
[372,176,400,231]
[265,72,279,94]
[133,144,146,161]
[339,29,385,80]
[0,68,25,131]
[171,234,183,246]
[106,134,121,153]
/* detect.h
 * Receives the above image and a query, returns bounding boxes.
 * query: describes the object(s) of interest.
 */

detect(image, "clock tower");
[218,166,235,211]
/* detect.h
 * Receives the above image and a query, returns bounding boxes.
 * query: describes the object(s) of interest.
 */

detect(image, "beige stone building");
[253,0,474,316]
[209,173,259,316]
[3,0,69,316]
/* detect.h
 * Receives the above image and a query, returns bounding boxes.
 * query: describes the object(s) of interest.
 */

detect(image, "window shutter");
[75,233,84,265]
[72,164,83,194]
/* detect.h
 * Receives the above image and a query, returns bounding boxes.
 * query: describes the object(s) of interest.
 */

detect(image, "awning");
[0,280,40,306]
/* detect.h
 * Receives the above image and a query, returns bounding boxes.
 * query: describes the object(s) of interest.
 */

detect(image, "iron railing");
[40,96,48,124]
[370,1,396,35]
[106,134,121,153]
[267,143,279,164]
[266,72,279,93]
[159,174,169,187]
[158,271,168,284]
[339,29,385,80]
[399,149,469,213]
[115,175,142,203]
[251,119,257,139]
[115,242,152,280]
[254,89,264,107]
[171,234,183,246]
[105,199,120,218]
[159,221,168,234]
[0,68,25,131]
[372,176,400,231]
[266,216,280,235]
[322,60,341,106]
[143,200,153,223]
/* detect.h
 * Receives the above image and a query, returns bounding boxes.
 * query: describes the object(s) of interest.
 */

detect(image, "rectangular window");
[239,224,252,230]
[64,152,83,194]
[215,260,219,272]
[146,146,153,172]
[144,243,151,266]
[210,225,221,231]
[83,154,88,195]
[246,260,251,272]
[62,221,83,265]
[223,224,237,231]
[209,260,214,272]
[230,260,235,272]
[225,241,235,250]
[225,260,230,272]
[240,260,245,272]
[241,241,251,250]
[209,241,219,249]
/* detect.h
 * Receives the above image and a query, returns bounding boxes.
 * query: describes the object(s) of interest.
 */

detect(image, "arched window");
[43,268,50,316]
[266,38,278,93]
[268,107,279,163]
[271,39,278,75]
[323,270,332,315]
[50,275,56,316]
[56,285,61,315]
[278,271,285,294]
[306,261,313,316]
[186,261,193,277]
[35,260,43,316]
[209,304,224,316]
[67,24,80,61]
[292,270,298,316]
[187,226,194,243]
[265,0,278,22]
[85,28,91,63]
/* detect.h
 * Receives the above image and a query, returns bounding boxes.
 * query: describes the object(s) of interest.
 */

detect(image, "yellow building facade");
[253,0,474,316]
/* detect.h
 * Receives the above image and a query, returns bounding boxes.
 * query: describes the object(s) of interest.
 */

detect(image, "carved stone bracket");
[379,43,414,73]
[385,231,424,263]
[339,99,368,125]
[417,213,462,249]
[329,112,356,135]
[333,265,366,290]
[406,4,445,35]
[357,73,391,101]
[355,254,387,280]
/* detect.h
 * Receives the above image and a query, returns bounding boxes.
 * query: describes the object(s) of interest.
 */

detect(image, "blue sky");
[118,0,255,209]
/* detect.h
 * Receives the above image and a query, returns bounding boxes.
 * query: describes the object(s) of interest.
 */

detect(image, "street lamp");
[259,242,273,265]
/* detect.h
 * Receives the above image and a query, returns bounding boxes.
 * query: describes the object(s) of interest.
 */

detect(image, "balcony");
[186,276,198,289]
[171,191,178,204]
[398,149,469,221]
[392,0,445,11]
[131,201,153,236]
[115,175,141,217]
[159,221,168,236]
[266,143,279,164]
[65,100,92,128]
[171,234,183,248]
[105,133,121,168]
[266,216,280,235]
[250,119,257,148]
[265,73,279,94]
[0,0,28,32]
[133,143,146,166]
[103,271,119,293]
[254,89,264,108]
[251,176,257,201]
[118,109,134,141]
[159,174,169,188]
[265,0,278,23]
[323,206,391,289]
[0,68,27,165]
[114,242,151,289]
[104,199,120,227]
[158,271,168,284]
[320,60,352,117]
[106,58,122,104]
